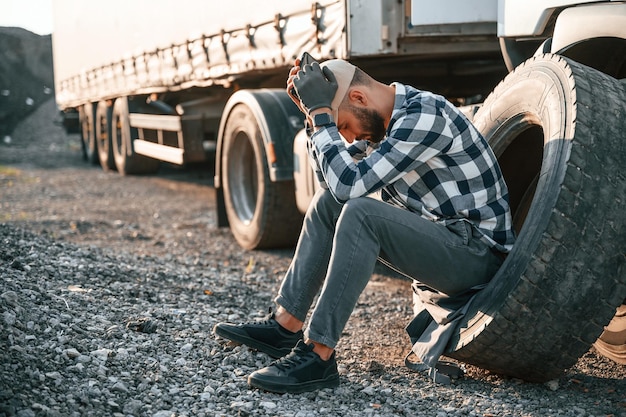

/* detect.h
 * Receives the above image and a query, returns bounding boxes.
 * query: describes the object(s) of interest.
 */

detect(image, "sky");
[0,0,54,35]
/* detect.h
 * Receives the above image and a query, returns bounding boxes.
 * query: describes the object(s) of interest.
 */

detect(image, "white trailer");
[52,0,626,382]
[52,0,506,246]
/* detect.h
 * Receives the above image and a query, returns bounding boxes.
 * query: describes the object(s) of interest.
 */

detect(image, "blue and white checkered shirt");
[308,82,516,252]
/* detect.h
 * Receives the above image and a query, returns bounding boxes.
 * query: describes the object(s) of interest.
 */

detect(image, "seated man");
[214,58,515,394]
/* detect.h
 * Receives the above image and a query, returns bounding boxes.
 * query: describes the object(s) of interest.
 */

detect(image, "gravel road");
[1,98,625,416]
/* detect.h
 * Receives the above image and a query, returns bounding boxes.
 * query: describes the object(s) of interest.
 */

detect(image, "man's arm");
[309,112,449,203]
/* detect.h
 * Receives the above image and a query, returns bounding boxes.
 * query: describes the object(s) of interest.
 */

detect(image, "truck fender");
[549,2,626,56]
[214,89,304,190]
[500,2,626,75]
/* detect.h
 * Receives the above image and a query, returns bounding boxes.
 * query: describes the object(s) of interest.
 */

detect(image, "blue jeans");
[275,189,502,348]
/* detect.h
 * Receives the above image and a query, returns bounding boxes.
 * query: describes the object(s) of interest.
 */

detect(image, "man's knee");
[337,197,378,228]
[302,190,344,227]
[309,189,343,214]
[342,196,377,216]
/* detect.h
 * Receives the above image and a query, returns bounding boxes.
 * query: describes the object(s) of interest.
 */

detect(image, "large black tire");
[111,97,160,176]
[221,103,303,250]
[95,100,116,171]
[79,102,98,165]
[446,54,626,381]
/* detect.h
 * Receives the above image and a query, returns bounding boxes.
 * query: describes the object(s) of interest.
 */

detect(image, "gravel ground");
[1,98,625,416]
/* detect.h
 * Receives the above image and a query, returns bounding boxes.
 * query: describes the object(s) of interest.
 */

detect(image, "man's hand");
[286,59,306,114]
[293,62,337,114]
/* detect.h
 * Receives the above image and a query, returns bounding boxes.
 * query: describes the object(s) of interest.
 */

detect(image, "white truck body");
[53,0,506,109]
[52,0,343,107]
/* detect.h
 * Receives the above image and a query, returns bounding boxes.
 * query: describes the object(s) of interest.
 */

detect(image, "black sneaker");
[213,310,303,358]
[247,340,340,393]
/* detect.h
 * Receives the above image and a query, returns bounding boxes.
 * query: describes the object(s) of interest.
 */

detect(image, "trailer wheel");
[221,103,302,250]
[96,101,116,171]
[445,55,626,381]
[79,102,98,165]
[111,97,159,175]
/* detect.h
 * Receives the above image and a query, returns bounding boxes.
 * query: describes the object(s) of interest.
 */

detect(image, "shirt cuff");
[310,123,338,150]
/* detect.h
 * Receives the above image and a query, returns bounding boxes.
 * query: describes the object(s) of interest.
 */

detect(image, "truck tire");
[95,100,115,171]
[446,54,626,382]
[221,103,302,250]
[79,102,98,165]
[111,97,159,175]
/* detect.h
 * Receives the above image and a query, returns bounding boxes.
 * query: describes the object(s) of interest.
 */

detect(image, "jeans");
[275,189,502,349]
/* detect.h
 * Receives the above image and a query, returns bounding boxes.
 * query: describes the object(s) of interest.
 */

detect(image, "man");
[214,58,516,393]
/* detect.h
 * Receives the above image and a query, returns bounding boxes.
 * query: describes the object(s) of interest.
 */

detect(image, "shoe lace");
[255,317,273,326]
[272,348,313,371]
[257,308,276,326]
[239,307,275,326]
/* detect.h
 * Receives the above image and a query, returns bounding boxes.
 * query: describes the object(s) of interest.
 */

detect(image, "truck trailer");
[52,0,626,382]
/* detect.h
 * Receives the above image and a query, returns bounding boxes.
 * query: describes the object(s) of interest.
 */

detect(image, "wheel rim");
[227,131,258,225]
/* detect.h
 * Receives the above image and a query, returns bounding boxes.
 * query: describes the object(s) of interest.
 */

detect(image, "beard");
[348,105,387,143]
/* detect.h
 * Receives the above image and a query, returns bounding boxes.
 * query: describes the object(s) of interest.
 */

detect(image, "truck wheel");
[79,102,98,165]
[446,54,626,381]
[95,101,116,171]
[111,97,159,175]
[221,103,302,250]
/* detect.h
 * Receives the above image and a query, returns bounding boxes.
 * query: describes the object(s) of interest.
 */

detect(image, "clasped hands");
[287,59,337,116]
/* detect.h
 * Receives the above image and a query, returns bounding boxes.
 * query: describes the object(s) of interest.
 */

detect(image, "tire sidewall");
[80,102,98,164]
[111,98,131,175]
[222,104,269,250]
[111,97,159,176]
[453,57,574,345]
[96,101,115,171]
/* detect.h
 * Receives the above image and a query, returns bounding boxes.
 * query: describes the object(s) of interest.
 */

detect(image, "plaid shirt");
[308,82,516,252]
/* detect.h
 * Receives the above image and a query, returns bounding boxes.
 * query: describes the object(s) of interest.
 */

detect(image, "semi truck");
[52,0,625,382]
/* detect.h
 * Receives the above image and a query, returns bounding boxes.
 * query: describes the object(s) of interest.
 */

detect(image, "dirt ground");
[1,28,625,416]
[3,93,626,363]
[0,95,414,367]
